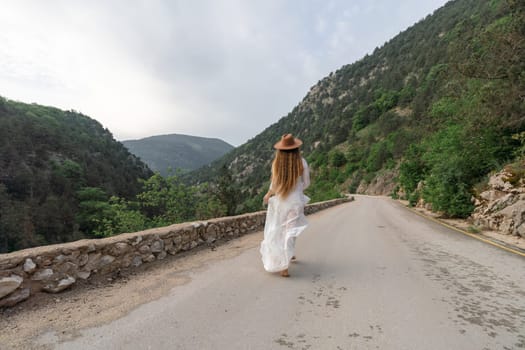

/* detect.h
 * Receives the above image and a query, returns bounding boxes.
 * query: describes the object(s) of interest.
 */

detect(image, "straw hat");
[274,133,303,150]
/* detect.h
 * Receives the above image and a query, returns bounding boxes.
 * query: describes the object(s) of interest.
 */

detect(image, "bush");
[423,171,474,218]
[330,150,347,167]
[366,141,392,172]
[399,144,427,194]
[408,190,420,207]
[420,125,479,217]
[306,179,341,202]
[390,185,400,199]
[93,197,147,237]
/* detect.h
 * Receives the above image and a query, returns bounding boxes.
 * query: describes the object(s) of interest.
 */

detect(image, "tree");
[92,197,147,237]
[194,183,227,219]
[76,187,112,235]
[137,173,197,226]
[217,165,240,216]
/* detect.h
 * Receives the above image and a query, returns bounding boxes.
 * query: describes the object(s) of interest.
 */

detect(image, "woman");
[260,134,310,277]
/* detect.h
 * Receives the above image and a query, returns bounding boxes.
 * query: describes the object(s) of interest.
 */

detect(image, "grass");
[467,225,481,234]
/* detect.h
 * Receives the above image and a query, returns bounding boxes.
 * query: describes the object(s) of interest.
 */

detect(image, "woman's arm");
[302,158,310,190]
[263,181,274,204]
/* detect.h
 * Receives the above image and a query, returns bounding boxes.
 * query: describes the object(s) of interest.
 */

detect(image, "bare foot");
[280,269,290,277]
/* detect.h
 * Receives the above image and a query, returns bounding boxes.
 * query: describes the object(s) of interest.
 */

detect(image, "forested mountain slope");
[123,134,234,176]
[191,0,525,216]
[0,98,152,252]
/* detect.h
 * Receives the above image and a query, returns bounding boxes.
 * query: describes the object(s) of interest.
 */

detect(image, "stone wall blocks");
[173,235,183,245]
[164,231,174,238]
[77,271,91,280]
[204,225,219,243]
[23,258,36,273]
[70,250,80,260]
[150,240,164,253]
[138,245,151,255]
[4,256,24,267]
[60,248,73,255]
[99,255,115,268]
[0,262,17,271]
[53,255,68,264]
[0,275,23,298]
[78,254,89,267]
[192,222,202,229]
[132,236,143,246]
[182,232,192,244]
[163,239,174,252]
[167,246,180,255]
[206,224,218,234]
[43,276,75,293]
[143,254,156,263]
[57,262,78,275]
[83,253,101,272]
[109,242,131,256]
[131,256,143,267]
[35,256,53,267]
[31,268,54,281]
[0,287,30,307]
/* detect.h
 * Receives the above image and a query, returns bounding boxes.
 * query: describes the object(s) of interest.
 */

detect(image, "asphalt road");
[51,196,525,350]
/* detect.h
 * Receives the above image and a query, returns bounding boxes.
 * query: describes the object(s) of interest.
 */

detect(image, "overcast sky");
[0,0,448,146]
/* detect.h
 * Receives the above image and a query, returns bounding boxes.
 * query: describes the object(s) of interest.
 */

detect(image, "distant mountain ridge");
[123,134,234,176]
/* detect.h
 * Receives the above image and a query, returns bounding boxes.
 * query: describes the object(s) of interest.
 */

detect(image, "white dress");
[260,158,310,272]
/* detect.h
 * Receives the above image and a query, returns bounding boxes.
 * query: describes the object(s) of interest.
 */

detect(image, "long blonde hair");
[271,148,304,198]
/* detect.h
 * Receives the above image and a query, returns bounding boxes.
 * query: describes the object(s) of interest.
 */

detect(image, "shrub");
[330,150,347,167]
[408,190,420,207]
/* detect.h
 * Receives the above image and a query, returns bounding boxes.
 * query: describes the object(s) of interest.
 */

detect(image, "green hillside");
[123,134,234,176]
[191,0,525,216]
[0,98,152,253]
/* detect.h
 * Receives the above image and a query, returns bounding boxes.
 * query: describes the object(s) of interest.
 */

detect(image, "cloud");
[0,0,448,146]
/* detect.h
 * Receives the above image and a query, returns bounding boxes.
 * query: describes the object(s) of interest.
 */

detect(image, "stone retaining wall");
[0,197,351,307]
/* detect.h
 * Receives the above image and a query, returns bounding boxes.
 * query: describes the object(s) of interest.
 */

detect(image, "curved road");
[51,196,525,349]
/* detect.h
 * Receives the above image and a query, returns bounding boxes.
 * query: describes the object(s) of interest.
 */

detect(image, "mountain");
[0,97,153,253]
[190,0,525,216]
[123,134,234,176]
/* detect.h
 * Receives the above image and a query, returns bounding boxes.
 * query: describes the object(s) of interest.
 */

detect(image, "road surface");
[37,196,525,349]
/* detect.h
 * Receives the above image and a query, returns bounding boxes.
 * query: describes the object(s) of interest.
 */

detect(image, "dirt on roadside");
[0,232,263,350]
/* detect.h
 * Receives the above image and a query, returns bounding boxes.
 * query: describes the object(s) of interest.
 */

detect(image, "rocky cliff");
[471,163,525,238]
